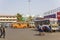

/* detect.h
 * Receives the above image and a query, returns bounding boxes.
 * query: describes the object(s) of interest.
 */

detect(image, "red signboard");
[57,12,60,20]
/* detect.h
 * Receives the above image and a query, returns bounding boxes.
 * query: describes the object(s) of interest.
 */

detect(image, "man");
[0,27,5,38]
[0,24,5,38]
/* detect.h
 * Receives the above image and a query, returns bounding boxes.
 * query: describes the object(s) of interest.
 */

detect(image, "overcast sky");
[0,0,60,16]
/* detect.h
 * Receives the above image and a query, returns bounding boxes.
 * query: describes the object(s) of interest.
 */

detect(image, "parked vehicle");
[11,22,28,28]
[28,22,35,28]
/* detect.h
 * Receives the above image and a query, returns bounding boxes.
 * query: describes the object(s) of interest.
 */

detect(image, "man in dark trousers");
[0,25,5,38]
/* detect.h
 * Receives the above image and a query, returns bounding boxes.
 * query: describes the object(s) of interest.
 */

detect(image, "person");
[0,25,5,38]
[38,24,45,36]
[0,26,2,38]
[49,24,52,32]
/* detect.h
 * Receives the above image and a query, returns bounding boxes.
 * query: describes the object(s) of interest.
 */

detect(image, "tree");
[17,13,22,17]
[17,13,25,22]
[17,13,22,21]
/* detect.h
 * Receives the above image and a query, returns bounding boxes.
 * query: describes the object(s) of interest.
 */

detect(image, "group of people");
[37,24,52,36]
[0,25,5,38]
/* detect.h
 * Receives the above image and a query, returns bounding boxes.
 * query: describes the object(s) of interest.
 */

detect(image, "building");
[44,7,60,16]
[43,7,60,28]
[0,15,17,23]
[44,7,60,24]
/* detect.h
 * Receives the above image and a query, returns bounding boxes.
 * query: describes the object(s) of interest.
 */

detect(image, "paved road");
[0,28,60,40]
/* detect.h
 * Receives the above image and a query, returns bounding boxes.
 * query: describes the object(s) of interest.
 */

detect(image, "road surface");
[0,28,60,40]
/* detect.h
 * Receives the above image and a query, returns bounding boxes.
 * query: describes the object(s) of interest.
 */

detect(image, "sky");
[0,0,60,17]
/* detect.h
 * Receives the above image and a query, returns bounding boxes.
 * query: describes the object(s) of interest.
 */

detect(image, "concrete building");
[44,7,60,23]
[43,7,60,28]
[0,15,17,23]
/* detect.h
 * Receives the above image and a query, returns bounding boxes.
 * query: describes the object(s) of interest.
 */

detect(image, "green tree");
[17,13,22,17]
[17,13,22,21]
[17,13,25,22]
